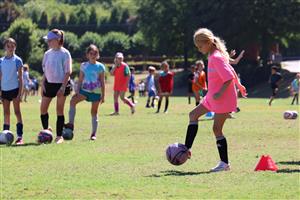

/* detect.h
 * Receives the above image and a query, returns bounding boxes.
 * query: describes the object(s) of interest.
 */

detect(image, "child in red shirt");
[156,61,174,113]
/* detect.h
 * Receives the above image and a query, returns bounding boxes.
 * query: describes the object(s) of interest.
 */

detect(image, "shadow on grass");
[277,161,300,165]
[277,169,300,173]
[146,170,211,177]
[0,142,41,148]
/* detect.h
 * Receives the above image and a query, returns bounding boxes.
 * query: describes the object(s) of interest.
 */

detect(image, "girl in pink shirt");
[184,28,247,172]
[110,52,135,115]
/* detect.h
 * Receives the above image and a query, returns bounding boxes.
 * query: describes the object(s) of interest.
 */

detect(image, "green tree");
[1,19,38,63]
[89,7,98,25]
[80,32,104,55]
[58,12,67,25]
[39,11,48,29]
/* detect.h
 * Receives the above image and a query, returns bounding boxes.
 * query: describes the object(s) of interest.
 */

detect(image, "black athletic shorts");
[43,79,71,98]
[1,88,19,101]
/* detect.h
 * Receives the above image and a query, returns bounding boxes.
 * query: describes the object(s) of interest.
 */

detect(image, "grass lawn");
[0,96,299,199]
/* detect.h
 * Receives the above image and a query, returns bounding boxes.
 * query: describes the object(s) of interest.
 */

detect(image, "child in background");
[110,52,135,115]
[127,67,136,103]
[192,60,207,106]
[21,64,32,102]
[65,44,105,140]
[156,61,174,113]
[138,80,145,97]
[40,29,72,144]
[290,73,299,105]
[187,65,195,104]
[146,66,156,108]
[0,38,24,144]
[184,28,247,172]
[268,66,282,106]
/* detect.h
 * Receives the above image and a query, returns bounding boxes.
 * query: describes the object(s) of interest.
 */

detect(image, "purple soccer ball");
[166,143,190,166]
[37,129,53,144]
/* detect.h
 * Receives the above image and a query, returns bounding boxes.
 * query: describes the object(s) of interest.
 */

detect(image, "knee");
[189,111,197,121]
[212,125,221,135]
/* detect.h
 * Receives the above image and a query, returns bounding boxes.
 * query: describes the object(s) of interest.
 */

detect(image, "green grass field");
[0,96,299,199]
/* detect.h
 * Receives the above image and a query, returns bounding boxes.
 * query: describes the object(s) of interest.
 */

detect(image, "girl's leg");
[113,91,120,114]
[2,99,11,130]
[120,91,135,114]
[210,113,231,172]
[90,101,101,140]
[146,96,151,107]
[164,95,169,113]
[12,97,23,139]
[68,94,86,129]
[296,93,299,104]
[184,104,209,149]
[151,96,155,107]
[156,95,163,113]
[40,97,52,129]
[55,95,67,143]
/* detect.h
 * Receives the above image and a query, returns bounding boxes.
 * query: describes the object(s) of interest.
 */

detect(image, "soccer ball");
[166,143,190,165]
[62,128,74,140]
[37,129,53,144]
[0,130,14,145]
[283,110,298,119]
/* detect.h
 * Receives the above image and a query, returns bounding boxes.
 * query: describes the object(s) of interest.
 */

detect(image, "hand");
[238,85,248,98]
[237,50,245,59]
[230,50,236,58]
[213,92,222,100]
[56,87,65,97]
[100,95,105,103]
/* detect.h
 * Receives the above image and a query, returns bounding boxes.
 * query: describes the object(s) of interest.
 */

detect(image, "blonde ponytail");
[212,36,230,61]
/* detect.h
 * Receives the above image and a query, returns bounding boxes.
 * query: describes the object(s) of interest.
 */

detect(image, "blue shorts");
[148,90,156,97]
[79,89,101,102]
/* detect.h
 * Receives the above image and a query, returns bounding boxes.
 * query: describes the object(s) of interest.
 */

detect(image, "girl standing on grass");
[184,28,247,172]
[0,38,24,145]
[156,61,174,113]
[110,52,135,115]
[65,44,105,140]
[40,29,72,144]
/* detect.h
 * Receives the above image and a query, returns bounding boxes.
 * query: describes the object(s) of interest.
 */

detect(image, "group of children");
[0,27,297,173]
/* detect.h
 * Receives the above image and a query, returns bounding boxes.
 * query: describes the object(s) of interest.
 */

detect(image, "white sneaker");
[131,105,136,114]
[210,161,230,172]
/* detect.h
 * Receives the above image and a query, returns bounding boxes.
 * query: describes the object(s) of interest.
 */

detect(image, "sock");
[124,98,134,108]
[92,115,98,134]
[151,97,155,107]
[196,101,199,106]
[184,121,198,149]
[69,106,76,124]
[188,96,191,104]
[114,102,119,113]
[164,98,169,112]
[16,123,23,138]
[3,124,10,130]
[216,136,228,164]
[146,98,150,107]
[56,115,65,137]
[40,113,49,129]
[157,99,162,112]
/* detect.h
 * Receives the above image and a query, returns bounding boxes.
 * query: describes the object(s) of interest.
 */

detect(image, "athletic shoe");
[110,112,119,116]
[187,150,192,159]
[15,137,24,145]
[90,133,96,141]
[131,105,136,114]
[55,136,64,144]
[210,161,230,172]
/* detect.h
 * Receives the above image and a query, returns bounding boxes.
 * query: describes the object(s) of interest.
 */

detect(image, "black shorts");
[43,79,71,98]
[1,88,19,101]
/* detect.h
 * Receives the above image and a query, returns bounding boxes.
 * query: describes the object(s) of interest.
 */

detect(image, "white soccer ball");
[283,110,298,119]
[0,130,14,145]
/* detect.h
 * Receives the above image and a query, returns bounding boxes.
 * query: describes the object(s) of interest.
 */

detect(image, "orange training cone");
[254,155,278,171]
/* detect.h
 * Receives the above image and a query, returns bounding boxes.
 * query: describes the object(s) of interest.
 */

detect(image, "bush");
[79,32,103,57]
[102,31,130,56]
